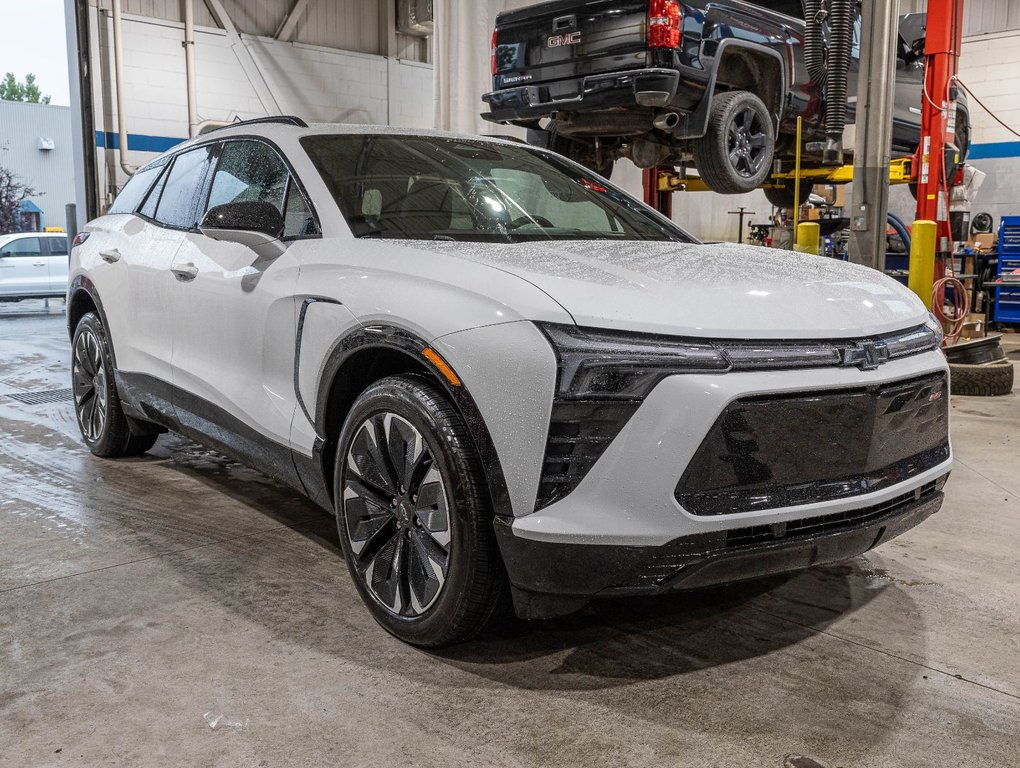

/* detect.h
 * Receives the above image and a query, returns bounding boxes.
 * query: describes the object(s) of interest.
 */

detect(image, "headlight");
[925,312,946,348]
[538,323,727,400]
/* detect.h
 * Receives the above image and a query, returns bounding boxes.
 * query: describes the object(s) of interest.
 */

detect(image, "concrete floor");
[1,300,1018,768]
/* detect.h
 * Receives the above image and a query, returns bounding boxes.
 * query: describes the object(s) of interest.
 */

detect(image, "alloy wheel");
[72,328,108,443]
[341,412,452,617]
[727,107,768,178]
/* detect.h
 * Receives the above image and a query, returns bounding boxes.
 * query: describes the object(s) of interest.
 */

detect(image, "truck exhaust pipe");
[653,112,681,132]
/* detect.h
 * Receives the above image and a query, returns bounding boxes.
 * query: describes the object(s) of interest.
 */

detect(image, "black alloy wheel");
[694,90,776,194]
[342,411,452,616]
[727,107,769,177]
[73,323,109,444]
[335,375,508,646]
[72,312,158,458]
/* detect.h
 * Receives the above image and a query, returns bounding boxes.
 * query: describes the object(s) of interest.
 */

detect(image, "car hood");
[403,239,928,339]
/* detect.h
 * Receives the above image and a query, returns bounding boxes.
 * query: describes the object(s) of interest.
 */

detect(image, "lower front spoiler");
[495,482,945,620]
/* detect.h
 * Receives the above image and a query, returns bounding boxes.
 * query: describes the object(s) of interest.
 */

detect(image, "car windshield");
[300,134,694,243]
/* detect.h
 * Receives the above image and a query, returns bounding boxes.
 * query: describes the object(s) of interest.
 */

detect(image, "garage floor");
[1,302,1018,768]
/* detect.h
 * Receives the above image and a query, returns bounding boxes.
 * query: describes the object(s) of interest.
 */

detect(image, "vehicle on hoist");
[482,0,970,206]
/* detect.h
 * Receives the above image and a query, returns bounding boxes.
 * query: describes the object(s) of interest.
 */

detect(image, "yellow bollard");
[908,220,937,310]
[793,222,820,255]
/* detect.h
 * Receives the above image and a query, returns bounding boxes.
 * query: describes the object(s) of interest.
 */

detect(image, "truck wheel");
[763,180,812,209]
[551,136,615,178]
[694,90,775,194]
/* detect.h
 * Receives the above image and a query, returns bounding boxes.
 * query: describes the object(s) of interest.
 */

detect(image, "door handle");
[171,263,199,282]
[34,262,47,267]
[99,248,121,263]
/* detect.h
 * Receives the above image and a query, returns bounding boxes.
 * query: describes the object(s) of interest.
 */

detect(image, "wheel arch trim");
[68,276,117,368]
[677,39,788,140]
[312,322,514,521]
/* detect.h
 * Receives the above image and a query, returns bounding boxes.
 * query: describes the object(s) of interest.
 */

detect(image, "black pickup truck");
[482,1,969,205]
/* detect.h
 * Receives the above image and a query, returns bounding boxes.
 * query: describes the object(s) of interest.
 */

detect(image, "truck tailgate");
[493,0,650,97]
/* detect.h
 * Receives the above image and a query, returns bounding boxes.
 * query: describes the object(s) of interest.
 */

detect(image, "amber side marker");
[422,347,462,387]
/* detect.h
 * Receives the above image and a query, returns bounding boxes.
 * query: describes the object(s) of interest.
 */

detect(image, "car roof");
[152,120,527,162]
[0,232,65,241]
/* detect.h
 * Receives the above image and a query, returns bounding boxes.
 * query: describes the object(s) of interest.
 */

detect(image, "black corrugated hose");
[823,0,856,163]
[800,0,857,163]
[801,0,827,86]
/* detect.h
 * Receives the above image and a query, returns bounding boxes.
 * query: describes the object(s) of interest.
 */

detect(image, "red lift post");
[642,167,672,217]
[914,0,964,273]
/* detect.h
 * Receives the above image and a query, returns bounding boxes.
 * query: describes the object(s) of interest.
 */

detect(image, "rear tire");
[334,375,508,647]
[693,90,775,194]
[763,180,812,209]
[550,136,615,178]
[72,312,159,457]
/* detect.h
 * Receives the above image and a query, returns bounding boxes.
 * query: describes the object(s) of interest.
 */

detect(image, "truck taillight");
[648,0,682,48]
[491,29,498,75]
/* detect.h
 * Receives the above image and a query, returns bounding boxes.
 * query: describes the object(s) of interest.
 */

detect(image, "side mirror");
[199,201,287,258]
[201,201,284,238]
[902,36,925,65]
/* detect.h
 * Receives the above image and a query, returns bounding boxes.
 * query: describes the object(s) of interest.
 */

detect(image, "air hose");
[823,0,855,163]
[800,0,857,164]
[801,0,827,85]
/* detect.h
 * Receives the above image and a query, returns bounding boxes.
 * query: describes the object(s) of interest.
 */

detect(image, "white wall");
[90,8,434,208]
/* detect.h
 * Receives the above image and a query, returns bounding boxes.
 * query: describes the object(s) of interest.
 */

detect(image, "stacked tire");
[947,335,1015,396]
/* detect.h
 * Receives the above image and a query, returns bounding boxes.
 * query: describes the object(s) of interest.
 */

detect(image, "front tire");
[334,375,507,647]
[72,312,158,457]
[693,90,775,194]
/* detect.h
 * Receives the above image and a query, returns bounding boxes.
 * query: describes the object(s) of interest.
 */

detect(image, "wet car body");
[68,122,951,642]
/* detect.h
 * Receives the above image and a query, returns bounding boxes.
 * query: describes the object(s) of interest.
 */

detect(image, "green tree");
[0,73,51,104]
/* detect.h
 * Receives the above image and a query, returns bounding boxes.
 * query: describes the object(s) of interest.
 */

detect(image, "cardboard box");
[969,233,995,252]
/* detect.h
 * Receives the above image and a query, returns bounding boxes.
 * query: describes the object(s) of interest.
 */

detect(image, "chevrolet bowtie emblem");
[843,340,889,370]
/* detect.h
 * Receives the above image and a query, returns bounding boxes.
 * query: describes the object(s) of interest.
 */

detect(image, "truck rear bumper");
[483,67,681,122]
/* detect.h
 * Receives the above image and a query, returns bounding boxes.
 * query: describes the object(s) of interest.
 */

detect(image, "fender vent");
[5,388,73,405]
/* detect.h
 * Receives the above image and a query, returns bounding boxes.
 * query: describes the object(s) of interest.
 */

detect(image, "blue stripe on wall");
[968,141,1020,160]
[95,131,186,153]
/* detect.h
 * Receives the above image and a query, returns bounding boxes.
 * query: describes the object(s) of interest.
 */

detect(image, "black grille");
[723,479,942,549]
[5,388,74,405]
[633,479,945,587]
[676,373,950,515]
[536,399,639,510]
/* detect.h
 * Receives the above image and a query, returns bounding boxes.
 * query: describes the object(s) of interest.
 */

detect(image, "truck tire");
[764,180,812,209]
[550,136,615,179]
[949,359,1014,397]
[693,90,775,194]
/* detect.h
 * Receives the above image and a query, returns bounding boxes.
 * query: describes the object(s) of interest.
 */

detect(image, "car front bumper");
[495,349,952,617]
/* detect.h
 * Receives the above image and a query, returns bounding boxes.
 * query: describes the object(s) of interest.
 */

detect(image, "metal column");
[847,0,899,269]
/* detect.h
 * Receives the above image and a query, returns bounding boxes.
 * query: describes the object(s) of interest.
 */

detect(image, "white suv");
[69,117,951,646]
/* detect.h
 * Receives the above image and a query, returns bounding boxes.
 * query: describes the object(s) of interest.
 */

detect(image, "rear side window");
[107,163,164,215]
[2,237,43,256]
[47,237,69,255]
[154,146,214,229]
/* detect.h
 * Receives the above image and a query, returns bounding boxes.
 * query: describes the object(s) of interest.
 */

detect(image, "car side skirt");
[114,370,328,510]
